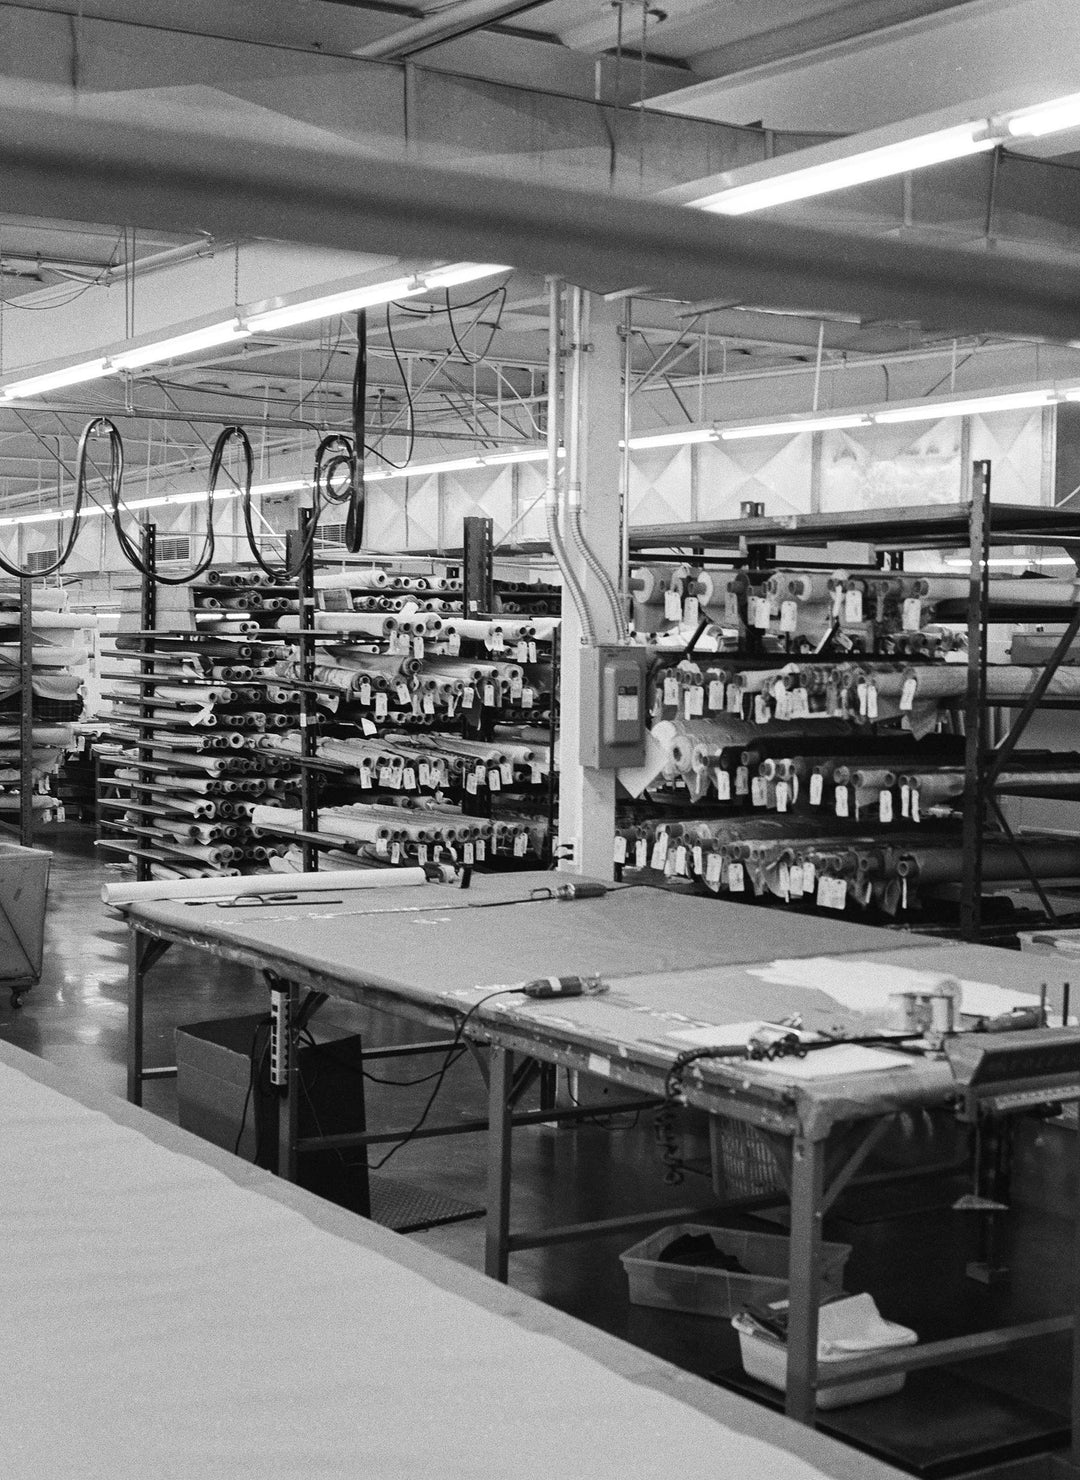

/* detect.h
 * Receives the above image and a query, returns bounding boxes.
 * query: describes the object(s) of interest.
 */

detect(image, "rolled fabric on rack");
[316,569,390,590]
[897,840,1080,885]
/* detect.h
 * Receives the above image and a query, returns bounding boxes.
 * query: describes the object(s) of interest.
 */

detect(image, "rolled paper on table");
[103,863,425,905]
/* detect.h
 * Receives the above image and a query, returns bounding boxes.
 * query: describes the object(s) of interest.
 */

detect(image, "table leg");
[785,1134,827,1424]
[485,1045,514,1283]
[275,977,301,1183]
[127,928,146,1106]
[1070,1119,1080,1472]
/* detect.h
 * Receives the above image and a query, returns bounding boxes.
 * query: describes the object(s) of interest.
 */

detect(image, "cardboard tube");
[103,864,424,905]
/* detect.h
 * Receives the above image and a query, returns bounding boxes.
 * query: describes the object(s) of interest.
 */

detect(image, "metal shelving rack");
[628,466,1080,942]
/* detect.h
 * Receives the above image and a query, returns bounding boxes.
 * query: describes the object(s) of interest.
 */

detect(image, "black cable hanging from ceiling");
[111,422,229,585]
[346,308,366,553]
[0,418,101,580]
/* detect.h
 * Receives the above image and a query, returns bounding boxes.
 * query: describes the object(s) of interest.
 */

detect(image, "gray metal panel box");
[579,645,649,769]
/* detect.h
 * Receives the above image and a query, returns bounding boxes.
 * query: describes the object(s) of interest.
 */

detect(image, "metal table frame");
[122,909,1080,1469]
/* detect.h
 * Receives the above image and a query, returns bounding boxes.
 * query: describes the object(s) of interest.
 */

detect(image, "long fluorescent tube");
[0,359,111,399]
[874,389,1056,423]
[246,264,507,334]
[720,414,869,440]
[0,477,305,528]
[1006,92,1080,139]
[481,448,550,465]
[626,429,717,449]
[112,321,250,370]
[945,556,1076,568]
[696,123,998,215]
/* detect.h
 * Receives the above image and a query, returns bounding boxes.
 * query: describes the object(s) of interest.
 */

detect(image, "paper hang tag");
[664,588,683,622]
[831,586,844,618]
[688,685,704,717]
[727,685,743,715]
[779,599,798,634]
[488,768,501,792]
[465,771,478,795]
[375,836,389,856]
[396,682,411,705]
[725,592,741,623]
[683,689,695,721]
[614,834,628,864]
[777,862,791,900]
[715,767,731,801]
[683,595,700,626]
[773,686,791,722]
[844,588,863,624]
[514,831,529,857]
[866,684,879,721]
[857,682,868,718]
[662,674,680,707]
[788,864,805,898]
[911,787,921,824]
[360,719,377,740]
[482,683,496,707]
[750,595,772,629]
[528,641,538,664]
[902,596,923,633]
[461,686,474,709]
[359,767,373,788]
[750,775,767,808]
[776,780,790,813]
[692,844,704,875]
[791,774,800,804]
[530,763,543,785]
[423,692,435,715]
[728,862,745,892]
[412,637,425,660]
[359,681,372,706]
[374,692,388,721]
[835,783,850,818]
[521,687,534,708]
[705,852,723,887]
[809,772,824,807]
[673,845,688,876]
[635,839,648,869]
[803,861,817,893]
[754,693,770,726]
[900,676,917,712]
[708,679,725,711]
[463,842,475,865]
[879,789,894,823]
[900,783,910,818]
[735,765,749,796]
[516,642,529,663]
[403,768,417,791]
[475,839,487,862]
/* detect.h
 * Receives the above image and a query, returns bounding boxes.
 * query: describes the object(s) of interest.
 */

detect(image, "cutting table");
[116,871,1080,1457]
[0,1037,909,1480]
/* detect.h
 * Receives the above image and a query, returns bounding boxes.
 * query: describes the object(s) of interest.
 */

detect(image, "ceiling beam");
[353,0,552,60]
[5,86,1080,344]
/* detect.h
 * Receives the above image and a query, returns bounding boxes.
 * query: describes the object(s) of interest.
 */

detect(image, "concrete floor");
[4,826,1078,1476]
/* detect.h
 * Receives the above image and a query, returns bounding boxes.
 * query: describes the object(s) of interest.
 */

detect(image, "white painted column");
[557,290,624,878]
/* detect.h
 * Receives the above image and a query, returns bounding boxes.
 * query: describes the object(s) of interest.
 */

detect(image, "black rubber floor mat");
[368,1174,484,1234]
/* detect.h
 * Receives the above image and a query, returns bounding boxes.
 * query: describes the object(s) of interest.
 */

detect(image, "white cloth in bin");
[817,1294,917,1358]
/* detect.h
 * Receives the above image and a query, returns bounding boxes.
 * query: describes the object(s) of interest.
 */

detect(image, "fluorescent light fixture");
[112,321,250,370]
[695,123,998,215]
[379,456,485,480]
[481,448,550,465]
[945,556,1076,568]
[0,359,111,399]
[1006,92,1080,139]
[246,264,508,334]
[874,389,1057,424]
[626,429,718,449]
[720,414,869,440]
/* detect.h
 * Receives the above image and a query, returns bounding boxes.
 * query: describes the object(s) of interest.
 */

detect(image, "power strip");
[269,985,290,1087]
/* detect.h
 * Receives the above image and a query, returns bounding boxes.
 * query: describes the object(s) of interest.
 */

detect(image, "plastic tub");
[733,1322,907,1409]
[620,1223,851,1320]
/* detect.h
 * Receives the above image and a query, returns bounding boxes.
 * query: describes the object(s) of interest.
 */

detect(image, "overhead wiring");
[110,420,229,584]
[0,415,100,579]
[347,310,366,553]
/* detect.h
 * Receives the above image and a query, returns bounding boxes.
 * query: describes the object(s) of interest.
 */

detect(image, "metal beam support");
[18,576,33,847]
[557,292,622,879]
[961,463,991,941]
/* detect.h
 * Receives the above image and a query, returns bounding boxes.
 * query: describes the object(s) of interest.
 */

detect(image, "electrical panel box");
[579,645,649,769]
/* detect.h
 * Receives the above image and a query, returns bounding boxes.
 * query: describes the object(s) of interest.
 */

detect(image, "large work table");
[0,1038,906,1480]
[116,871,1080,1458]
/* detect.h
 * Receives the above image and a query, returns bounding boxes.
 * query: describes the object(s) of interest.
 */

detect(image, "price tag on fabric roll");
[831,585,844,618]
[827,877,848,910]
[487,767,501,792]
[515,642,529,663]
[683,689,695,721]
[662,674,679,707]
[403,768,417,791]
[725,591,740,622]
[447,634,461,656]
[375,836,388,856]
[482,683,496,707]
[857,682,868,718]
[650,837,666,870]
[735,765,749,796]
[773,686,790,722]
[614,835,628,864]
[866,684,879,721]
[900,676,917,712]
[750,775,767,808]
[461,686,474,709]
[692,845,704,875]
[463,842,475,864]
[704,852,722,887]
[815,875,830,908]
[445,693,457,717]
[715,767,731,801]
[416,844,428,864]
[792,687,810,719]
[754,693,770,725]
[514,832,528,857]
[490,631,505,652]
[902,597,922,632]
[635,839,648,869]
[475,839,486,861]
[359,681,372,706]
[707,679,724,711]
[465,771,478,795]
[776,780,790,813]
[777,862,791,899]
[360,718,377,738]
[389,841,402,865]
[664,589,683,622]
[530,763,542,785]
[750,595,771,629]
[683,595,700,626]
[423,692,435,715]
[803,861,816,893]
[359,768,373,789]
[511,676,523,700]
[500,760,514,786]
[879,789,893,823]
[844,588,863,624]
[521,687,534,708]
[911,788,921,824]
[374,692,388,720]
[791,774,799,804]
[527,642,538,664]
[727,685,743,715]
[788,864,805,898]
[418,762,430,788]
[899,782,910,818]
[779,599,798,634]
[673,845,687,876]
[809,772,824,807]
[412,637,425,660]
[834,783,849,818]
[728,862,745,892]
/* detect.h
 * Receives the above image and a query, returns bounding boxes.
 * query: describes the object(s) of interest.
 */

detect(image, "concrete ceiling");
[0,0,1077,513]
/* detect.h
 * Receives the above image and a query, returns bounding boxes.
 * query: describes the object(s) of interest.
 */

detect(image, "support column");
[557,291,623,879]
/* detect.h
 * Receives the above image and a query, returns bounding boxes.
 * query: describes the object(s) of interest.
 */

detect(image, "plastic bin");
[620,1223,851,1320]
[733,1322,907,1410]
